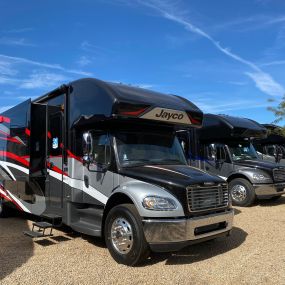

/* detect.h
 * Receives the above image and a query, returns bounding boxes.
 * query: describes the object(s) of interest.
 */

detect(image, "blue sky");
[1,0,285,124]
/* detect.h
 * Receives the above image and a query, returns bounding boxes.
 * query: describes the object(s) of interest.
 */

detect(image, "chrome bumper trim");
[253,183,285,197]
[142,209,234,243]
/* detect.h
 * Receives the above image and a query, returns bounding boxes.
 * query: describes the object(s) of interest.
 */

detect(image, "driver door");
[203,143,231,179]
[82,131,113,205]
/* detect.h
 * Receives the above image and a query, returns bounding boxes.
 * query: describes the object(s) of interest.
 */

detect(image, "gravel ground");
[1,198,285,285]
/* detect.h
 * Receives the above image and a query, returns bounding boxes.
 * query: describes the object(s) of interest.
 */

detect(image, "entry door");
[46,106,64,209]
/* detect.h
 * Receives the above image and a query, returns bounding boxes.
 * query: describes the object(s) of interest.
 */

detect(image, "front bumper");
[253,182,285,197]
[142,209,234,252]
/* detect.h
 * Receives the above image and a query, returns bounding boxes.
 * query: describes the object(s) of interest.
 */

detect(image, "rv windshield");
[228,142,258,161]
[115,131,187,167]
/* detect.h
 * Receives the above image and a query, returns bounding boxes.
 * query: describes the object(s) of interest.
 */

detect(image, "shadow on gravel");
[143,226,247,266]
[0,213,34,281]
[233,208,242,215]
[258,196,285,207]
[83,235,106,248]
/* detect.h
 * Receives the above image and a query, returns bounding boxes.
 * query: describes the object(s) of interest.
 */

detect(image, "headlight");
[252,173,271,181]
[142,196,177,211]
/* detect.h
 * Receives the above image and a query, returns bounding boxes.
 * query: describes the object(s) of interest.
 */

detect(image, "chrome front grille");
[273,168,285,182]
[187,184,229,212]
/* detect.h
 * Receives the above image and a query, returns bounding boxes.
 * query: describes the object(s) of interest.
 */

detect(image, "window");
[114,131,187,167]
[83,132,111,166]
[92,133,111,165]
[49,114,62,157]
[205,144,216,160]
[227,142,258,161]
[267,145,276,156]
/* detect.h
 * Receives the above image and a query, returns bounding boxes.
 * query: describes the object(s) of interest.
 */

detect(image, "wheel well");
[102,193,134,237]
[227,174,251,184]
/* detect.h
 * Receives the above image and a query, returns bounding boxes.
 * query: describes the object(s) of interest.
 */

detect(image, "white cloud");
[245,71,285,97]
[0,60,18,76]
[130,0,285,97]
[0,37,36,47]
[0,71,69,90]
[195,99,269,113]
[19,72,69,89]
[0,54,93,77]
[2,27,34,34]
[81,41,105,54]
[260,60,285,67]
[77,56,92,67]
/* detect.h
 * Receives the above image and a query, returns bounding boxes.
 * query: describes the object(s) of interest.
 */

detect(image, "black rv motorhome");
[254,124,285,164]
[181,114,285,207]
[0,78,233,266]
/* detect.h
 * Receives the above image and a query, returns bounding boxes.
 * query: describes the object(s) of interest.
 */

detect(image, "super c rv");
[0,78,233,265]
[179,114,285,207]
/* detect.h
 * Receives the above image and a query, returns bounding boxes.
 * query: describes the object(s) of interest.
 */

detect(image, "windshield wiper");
[149,159,184,165]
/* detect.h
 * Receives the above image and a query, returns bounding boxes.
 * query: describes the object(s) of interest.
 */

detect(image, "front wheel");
[229,178,256,207]
[105,204,150,266]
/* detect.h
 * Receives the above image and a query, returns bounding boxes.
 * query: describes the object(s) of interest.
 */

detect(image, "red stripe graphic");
[0,186,23,211]
[25,128,31,136]
[0,116,10,123]
[47,162,68,176]
[0,151,29,167]
[67,150,82,163]
[0,136,22,144]
[0,130,24,145]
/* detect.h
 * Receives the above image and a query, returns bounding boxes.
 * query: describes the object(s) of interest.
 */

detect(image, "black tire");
[105,204,150,266]
[0,198,8,218]
[229,178,256,207]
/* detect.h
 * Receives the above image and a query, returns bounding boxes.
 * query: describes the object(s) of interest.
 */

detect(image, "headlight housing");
[252,173,271,182]
[142,196,177,211]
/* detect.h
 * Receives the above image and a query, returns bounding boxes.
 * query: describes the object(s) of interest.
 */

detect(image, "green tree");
[267,96,285,136]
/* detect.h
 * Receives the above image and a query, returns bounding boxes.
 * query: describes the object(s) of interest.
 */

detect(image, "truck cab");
[178,114,285,206]
[0,79,234,266]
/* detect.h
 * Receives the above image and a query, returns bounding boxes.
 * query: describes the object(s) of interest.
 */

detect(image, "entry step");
[33,221,53,229]
[41,213,62,220]
[23,230,47,238]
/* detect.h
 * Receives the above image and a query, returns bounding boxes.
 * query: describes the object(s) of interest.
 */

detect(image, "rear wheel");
[105,204,150,266]
[229,178,256,207]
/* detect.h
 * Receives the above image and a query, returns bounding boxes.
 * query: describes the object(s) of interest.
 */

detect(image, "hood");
[120,164,225,190]
[234,159,283,171]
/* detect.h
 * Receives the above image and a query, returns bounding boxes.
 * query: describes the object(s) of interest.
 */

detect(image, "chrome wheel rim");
[231,185,247,202]
[111,217,133,254]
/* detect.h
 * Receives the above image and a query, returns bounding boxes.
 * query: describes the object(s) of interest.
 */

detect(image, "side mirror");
[82,132,111,173]
[83,132,93,165]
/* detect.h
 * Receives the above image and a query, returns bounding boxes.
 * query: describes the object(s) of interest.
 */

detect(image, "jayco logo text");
[155,109,184,120]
